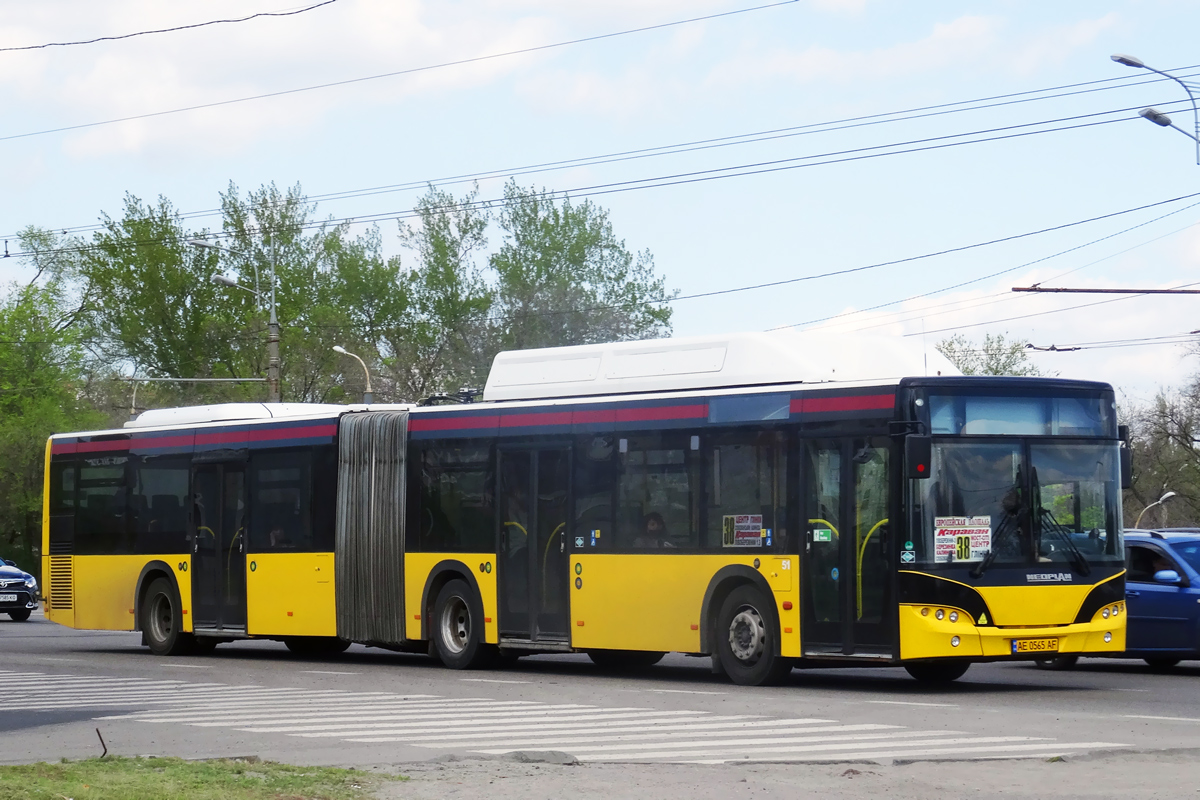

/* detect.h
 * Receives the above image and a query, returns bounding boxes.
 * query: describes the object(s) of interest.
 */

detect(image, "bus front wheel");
[433,579,491,670]
[142,577,195,656]
[904,661,971,683]
[715,585,792,686]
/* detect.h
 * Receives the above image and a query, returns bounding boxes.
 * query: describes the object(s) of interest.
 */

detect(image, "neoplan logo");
[1026,572,1073,583]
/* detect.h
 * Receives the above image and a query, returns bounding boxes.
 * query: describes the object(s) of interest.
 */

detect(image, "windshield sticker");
[934,515,992,563]
[723,514,764,547]
[813,528,833,543]
[900,550,916,564]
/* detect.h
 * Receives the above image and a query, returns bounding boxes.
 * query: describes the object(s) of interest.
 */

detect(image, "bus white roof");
[123,402,349,429]
[482,331,960,402]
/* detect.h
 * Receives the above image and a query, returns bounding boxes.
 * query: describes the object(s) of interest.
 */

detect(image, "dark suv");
[1036,529,1200,670]
[0,559,39,621]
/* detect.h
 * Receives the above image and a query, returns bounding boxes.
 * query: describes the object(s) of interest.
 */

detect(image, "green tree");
[489,181,674,353]
[389,185,493,401]
[0,231,105,571]
[936,333,1043,376]
[1124,385,1200,527]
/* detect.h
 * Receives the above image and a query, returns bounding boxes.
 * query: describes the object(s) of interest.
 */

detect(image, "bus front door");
[497,447,571,644]
[802,438,892,657]
[191,464,248,632]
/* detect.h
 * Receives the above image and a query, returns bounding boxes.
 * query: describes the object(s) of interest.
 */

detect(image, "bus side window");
[574,435,615,552]
[705,430,787,551]
[131,456,190,554]
[617,433,701,550]
[415,442,494,554]
[76,458,130,555]
[249,451,313,552]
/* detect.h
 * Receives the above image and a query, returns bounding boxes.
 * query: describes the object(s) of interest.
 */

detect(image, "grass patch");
[0,755,399,800]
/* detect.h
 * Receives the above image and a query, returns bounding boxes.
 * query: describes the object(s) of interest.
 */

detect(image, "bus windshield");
[909,439,1123,571]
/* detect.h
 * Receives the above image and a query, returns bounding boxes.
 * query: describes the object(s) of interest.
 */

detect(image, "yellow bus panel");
[245,552,336,637]
[570,554,801,657]
[403,552,498,644]
[72,555,144,631]
[974,583,1099,626]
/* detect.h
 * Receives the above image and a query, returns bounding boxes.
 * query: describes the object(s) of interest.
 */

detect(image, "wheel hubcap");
[440,597,471,655]
[728,605,766,663]
[149,593,173,643]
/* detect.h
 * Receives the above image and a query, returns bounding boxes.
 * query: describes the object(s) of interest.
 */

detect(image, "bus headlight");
[951,636,961,647]
[1112,605,1120,617]
[935,609,945,620]
[1104,632,1113,643]
[948,611,958,623]
[1102,608,1110,619]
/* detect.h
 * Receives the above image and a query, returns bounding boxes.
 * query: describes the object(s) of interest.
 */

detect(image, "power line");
[905,281,1200,337]
[777,200,1200,333]
[10,69,1197,241]
[0,1,341,53]
[0,0,800,143]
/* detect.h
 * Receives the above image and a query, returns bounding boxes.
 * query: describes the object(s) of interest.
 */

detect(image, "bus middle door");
[191,462,248,632]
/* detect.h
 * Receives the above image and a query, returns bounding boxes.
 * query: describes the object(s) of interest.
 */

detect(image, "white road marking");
[159,664,212,669]
[1123,714,1200,722]
[1,669,1129,765]
[302,670,360,675]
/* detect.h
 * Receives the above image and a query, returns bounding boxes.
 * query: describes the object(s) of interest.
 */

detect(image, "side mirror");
[1153,569,1182,585]
[1118,424,1132,490]
[905,435,932,480]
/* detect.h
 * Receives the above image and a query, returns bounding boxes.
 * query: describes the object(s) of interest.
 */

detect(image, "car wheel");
[715,585,792,686]
[433,579,491,669]
[7,609,31,622]
[142,577,196,656]
[284,637,351,656]
[1145,658,1182,670]
[1032,656,1079,671]
[905,661,971,683]
[587,650,666,671]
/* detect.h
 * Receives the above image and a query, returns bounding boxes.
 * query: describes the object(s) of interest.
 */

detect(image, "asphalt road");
[3,610,1200,797]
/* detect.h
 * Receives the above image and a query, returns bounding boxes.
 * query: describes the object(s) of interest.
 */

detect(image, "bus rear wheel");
[715,585,792,686]
[904,661,971,683]
[433,579,491,670]
[142,577,195,656]
[587,650,665,671]
[284,637,351,656]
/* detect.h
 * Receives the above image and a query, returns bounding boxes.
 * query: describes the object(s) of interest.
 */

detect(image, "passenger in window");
[633,512,675,549]
[1150,553,1174,576]
[268,526,287,548]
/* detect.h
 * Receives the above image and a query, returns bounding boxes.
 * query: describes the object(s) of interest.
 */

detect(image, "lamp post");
[1111,53,1200,164]
[1134,491,1177,528]
[333,345,373,404]
[188,238,281,403]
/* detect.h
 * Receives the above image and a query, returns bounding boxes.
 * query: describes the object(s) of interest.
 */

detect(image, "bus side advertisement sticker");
[933,516,991,563]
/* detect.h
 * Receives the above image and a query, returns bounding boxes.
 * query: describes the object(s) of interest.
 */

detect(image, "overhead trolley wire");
[0,0,801,143]
[0,1,342,53]
[10,66,1198,240]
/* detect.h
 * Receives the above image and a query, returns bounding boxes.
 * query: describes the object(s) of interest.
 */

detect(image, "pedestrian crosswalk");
[0,669,1127,764]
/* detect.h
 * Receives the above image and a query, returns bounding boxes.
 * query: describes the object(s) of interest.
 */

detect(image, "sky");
[2,0,1199,410]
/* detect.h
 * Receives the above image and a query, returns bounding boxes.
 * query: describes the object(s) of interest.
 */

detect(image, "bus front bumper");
[898,602,1125,661]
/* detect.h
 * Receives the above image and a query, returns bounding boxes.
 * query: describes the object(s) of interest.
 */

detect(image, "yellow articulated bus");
[42,333,1128,685]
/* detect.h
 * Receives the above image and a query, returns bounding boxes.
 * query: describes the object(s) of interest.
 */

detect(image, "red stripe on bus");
[614,404,708,422]
[409,415,502,432]
[500,412,574,428]
[792,394,894,414]
[571,409,615,424]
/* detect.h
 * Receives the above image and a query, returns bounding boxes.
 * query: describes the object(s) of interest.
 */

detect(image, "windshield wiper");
[1038,508,1091,576]
[970,514,1017,579]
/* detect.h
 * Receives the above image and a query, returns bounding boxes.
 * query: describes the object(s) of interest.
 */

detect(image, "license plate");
[0,593,17,603]
[1012,637,1058,654]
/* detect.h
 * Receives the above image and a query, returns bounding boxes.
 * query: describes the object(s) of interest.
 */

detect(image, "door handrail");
[856,518,889,618]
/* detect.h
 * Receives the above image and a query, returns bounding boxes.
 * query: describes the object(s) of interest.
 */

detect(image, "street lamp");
[1112,53,1200,164]
[333,345,373,404]
[188,238,281,403]
[1134,491,1177,528]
